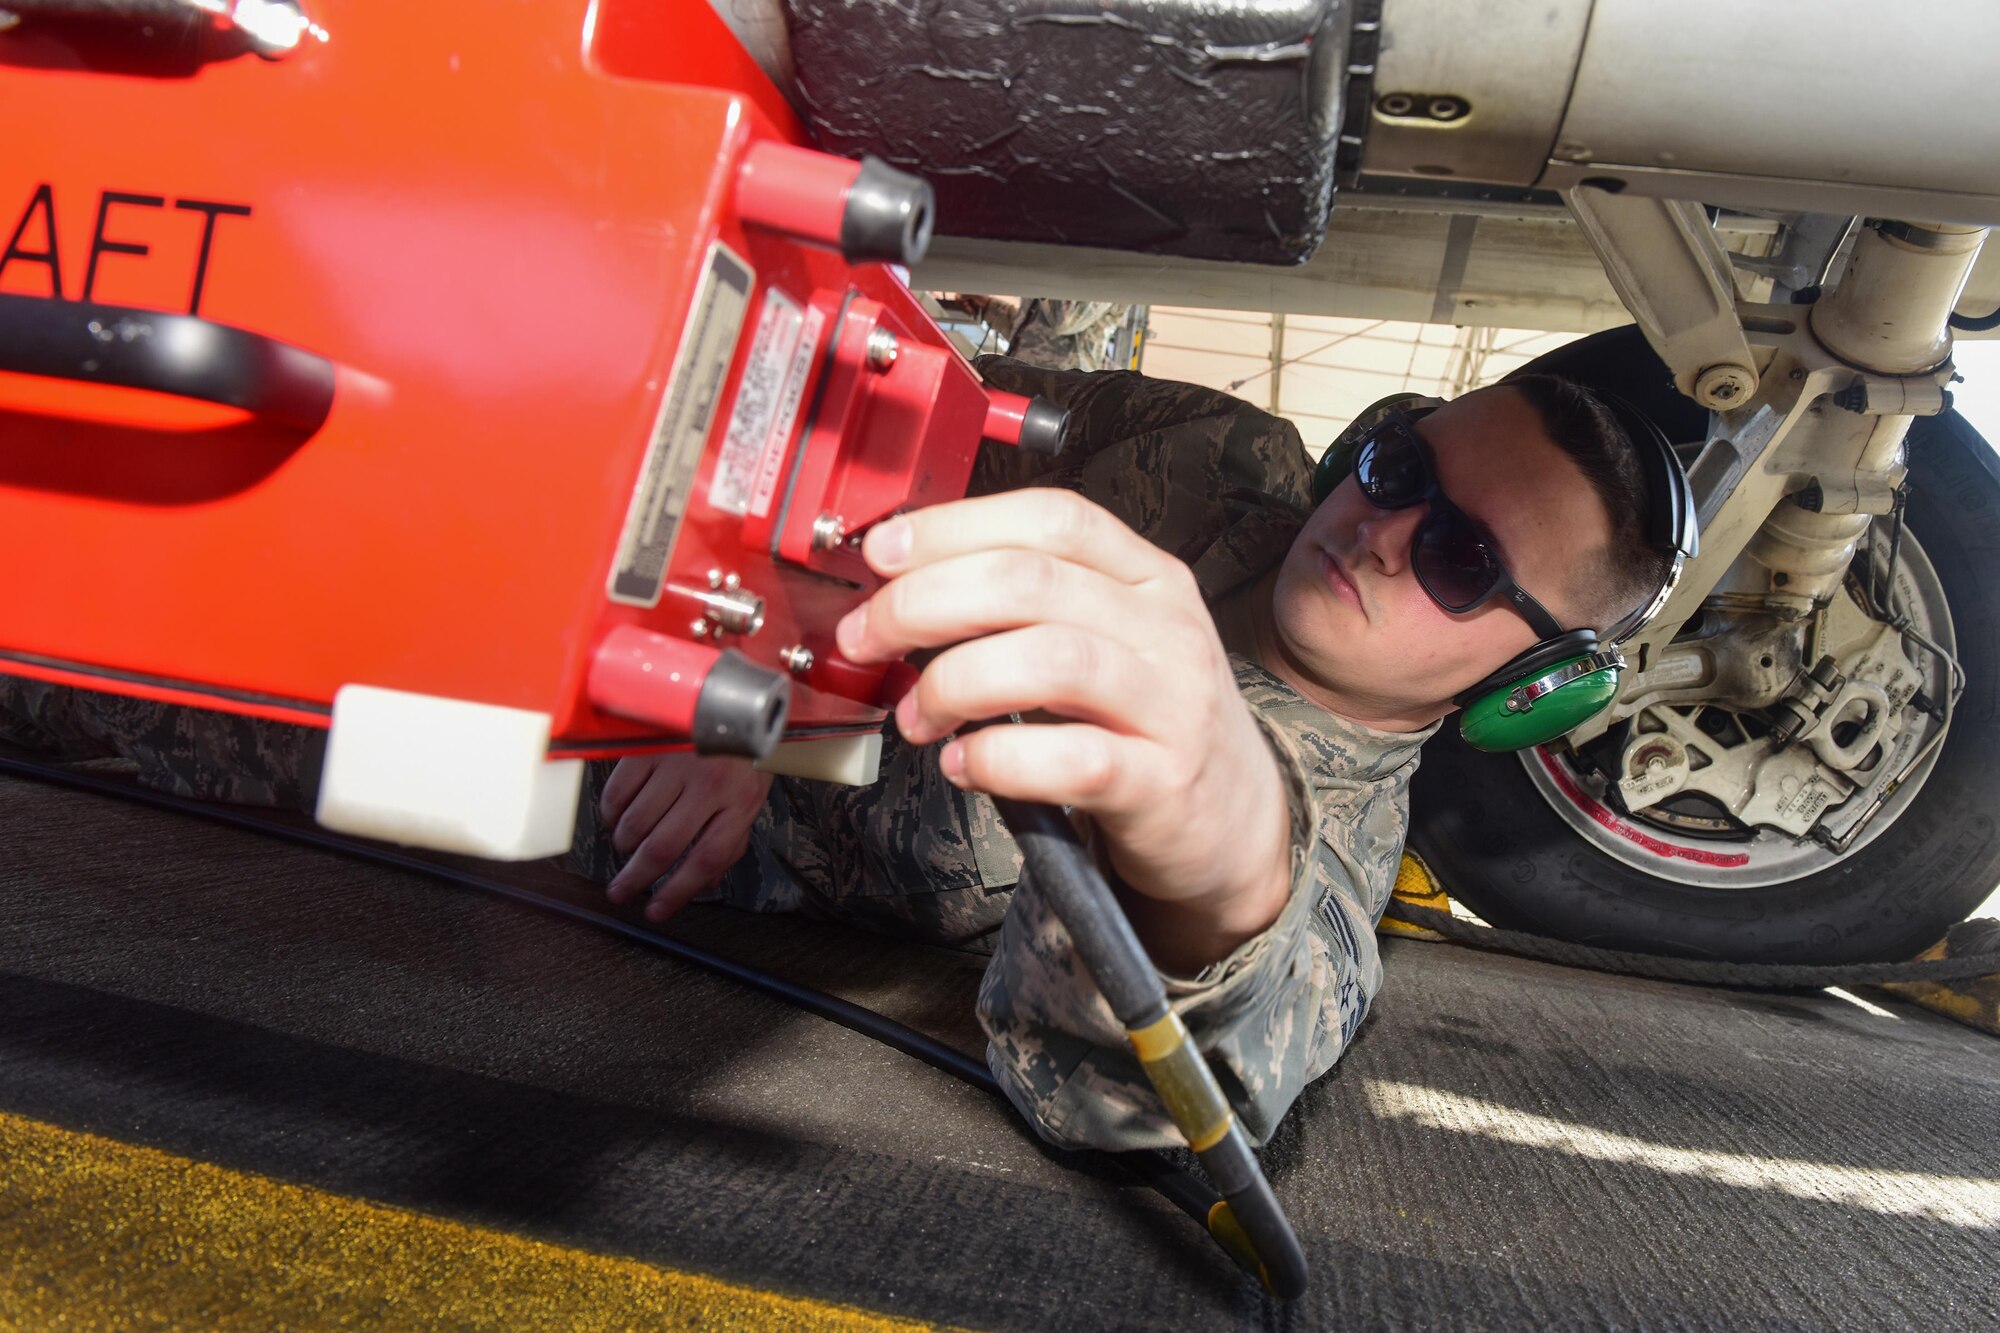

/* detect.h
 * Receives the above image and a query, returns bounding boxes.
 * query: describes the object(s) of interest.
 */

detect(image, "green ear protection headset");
[1310,388,1698,753]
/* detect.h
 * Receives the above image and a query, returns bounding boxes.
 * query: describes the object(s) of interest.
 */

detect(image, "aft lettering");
[1,183,252,316]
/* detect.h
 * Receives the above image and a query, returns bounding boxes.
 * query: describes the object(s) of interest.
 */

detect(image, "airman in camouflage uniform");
[576,356,1437,1152]
[0,356,1435,1156]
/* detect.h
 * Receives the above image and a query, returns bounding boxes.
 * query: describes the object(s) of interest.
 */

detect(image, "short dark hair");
[1502,373,1674,632]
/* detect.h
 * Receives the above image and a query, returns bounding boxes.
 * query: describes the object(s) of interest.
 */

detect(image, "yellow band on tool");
[1130,1011,1234,1153]
[1126,1010,1187,1063]
[1206,1201,1274,1294]
[1187,1114,1233,1154]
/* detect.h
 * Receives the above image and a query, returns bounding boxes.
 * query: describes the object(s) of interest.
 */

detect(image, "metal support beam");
[1563,187,1759,409]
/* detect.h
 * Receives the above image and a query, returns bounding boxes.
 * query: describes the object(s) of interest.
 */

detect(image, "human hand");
[834,490,1294,966]
[598,751,774,921]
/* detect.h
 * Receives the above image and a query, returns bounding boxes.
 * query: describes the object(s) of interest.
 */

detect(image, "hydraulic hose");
[1949,306,2000,333]
[0,753,1286,1293]
[991,796,1310,1301]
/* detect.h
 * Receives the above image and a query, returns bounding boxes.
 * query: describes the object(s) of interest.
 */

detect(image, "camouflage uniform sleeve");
[965,357,1310,507]
[977,658,1427,1153]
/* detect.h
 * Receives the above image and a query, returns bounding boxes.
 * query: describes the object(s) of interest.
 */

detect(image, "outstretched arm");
[835,486,1295,970]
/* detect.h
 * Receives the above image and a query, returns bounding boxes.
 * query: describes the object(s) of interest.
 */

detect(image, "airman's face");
[1268,385,1614,730]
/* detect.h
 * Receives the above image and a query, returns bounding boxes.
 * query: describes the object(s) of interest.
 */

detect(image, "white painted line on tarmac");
[1823,987,1901,1019]
[1364,1078,2000,1230]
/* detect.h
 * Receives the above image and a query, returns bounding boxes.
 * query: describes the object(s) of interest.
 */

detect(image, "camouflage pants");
[1,679,1015,953]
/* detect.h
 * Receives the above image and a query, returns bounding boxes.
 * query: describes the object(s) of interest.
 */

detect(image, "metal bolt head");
[1694,363,1757,409]
[690,618,711,638]
[779,645,814,676]
[811,514,847,550]
[865,327,899,372]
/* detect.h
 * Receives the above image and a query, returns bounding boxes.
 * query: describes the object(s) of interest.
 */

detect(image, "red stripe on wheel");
[1535,749,1752,868]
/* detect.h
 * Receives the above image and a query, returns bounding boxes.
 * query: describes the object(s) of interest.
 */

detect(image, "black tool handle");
[0,293,335,432]
[992,795,1309,1300]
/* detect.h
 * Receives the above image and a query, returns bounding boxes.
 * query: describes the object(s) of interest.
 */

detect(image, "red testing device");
[0,0,1065,858]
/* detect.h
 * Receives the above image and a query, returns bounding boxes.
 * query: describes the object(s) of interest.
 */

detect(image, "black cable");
[0,754,1276,1286]
[1949,307,2000,333]
[992,796,1310,1301]
[1381,900,2000,986]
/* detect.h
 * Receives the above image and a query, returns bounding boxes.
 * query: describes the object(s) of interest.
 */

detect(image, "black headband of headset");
[1592,389,1699,566]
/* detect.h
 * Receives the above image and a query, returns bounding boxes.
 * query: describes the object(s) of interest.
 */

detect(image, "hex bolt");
[811,514,847,550]
[865,327,899,372]
[1694,363,1758,409]
[779,644,815,676]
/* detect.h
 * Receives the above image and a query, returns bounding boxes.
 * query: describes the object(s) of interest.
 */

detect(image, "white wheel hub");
[1523,528,1958,889]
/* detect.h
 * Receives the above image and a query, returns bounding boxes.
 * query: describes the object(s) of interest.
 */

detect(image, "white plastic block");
[753,731,884,786]
[316,685,584,860]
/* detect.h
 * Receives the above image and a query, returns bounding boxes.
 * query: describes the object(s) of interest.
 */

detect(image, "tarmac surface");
[1,769,1996,1330]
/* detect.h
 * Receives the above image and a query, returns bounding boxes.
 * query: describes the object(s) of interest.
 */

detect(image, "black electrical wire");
[1948,307,2000,332]
[0,753,1275,1288]
[993,795,1309,1300]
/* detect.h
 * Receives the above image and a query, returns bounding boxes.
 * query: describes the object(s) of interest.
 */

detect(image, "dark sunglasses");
[1352,412,1566,639]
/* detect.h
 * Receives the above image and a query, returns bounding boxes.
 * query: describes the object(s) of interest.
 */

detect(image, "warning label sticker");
[710,289,822,518]
[609,243,753,608]
[749,304,824,519]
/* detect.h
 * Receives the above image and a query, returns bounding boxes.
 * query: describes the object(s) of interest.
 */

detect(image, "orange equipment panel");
[0,0,1055,761]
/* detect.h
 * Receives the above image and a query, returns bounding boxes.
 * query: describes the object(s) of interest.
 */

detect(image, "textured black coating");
[839,156,937,264]
[990,795,1167,1026]
[1018,396,1070,456]
[785,0,1350,264]
[692,650,791,759]
[0,293,335,432]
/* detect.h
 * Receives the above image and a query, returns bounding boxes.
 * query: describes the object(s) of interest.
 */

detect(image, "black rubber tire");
[1409,406,2000,965]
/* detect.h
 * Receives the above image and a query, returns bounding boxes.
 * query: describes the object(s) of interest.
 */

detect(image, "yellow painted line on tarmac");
[0,1109,959,1332]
